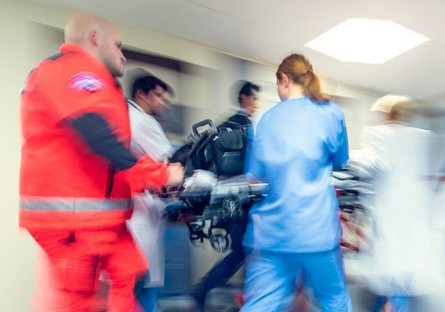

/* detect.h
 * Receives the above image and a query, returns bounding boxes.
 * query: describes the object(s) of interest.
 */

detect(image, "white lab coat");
[349,122,445,296]
[126,100,174,287]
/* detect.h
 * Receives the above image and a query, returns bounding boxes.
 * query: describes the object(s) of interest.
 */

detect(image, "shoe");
[192,293,205,312]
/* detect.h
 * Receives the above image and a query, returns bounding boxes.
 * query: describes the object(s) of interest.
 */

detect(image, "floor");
[157,276,445,312]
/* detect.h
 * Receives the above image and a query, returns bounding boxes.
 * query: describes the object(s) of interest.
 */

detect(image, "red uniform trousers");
[28,226,147,312]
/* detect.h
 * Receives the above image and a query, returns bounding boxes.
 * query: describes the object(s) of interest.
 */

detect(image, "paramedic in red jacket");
[20,12,184,312]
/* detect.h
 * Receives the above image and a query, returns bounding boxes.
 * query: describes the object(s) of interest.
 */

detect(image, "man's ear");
[89,30,101,47]
[136,89,148,102]
[239,93,247,105]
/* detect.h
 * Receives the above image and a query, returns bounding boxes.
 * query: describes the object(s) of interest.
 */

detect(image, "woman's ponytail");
[276,54,331,104]
[304,70,331,103]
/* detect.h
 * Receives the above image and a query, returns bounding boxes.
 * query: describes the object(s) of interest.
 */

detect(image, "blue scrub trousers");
[241,246,352,312]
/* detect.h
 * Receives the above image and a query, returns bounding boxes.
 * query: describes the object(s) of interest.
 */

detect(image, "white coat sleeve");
[130,109,174,161]
[349,127,394,179]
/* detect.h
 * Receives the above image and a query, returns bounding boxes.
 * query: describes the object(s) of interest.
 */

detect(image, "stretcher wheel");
[210,234,230,253]
[221,194,241,219]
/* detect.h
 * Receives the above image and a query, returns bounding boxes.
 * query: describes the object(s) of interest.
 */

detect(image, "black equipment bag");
[170,119,216,177]
[207,127,248,177]
[170,119,249,178]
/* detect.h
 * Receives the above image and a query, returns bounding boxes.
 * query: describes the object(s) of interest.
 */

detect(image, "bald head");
[64,12,126,77]
[65,12,112,45]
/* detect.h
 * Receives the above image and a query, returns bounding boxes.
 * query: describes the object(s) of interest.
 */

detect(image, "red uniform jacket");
[20,43,169,230]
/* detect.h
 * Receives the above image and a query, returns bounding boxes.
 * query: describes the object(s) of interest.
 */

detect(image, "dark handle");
[192,119,216,135]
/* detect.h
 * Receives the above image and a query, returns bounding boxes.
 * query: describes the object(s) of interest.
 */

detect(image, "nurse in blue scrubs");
[241,54,352,312]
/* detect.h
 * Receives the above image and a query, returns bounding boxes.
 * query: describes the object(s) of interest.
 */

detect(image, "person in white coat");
[126,73,177,312]
[349,95,442,312]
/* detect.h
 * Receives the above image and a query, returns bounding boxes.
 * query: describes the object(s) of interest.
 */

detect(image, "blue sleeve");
[244,119,267,181]
[331,114,349,169]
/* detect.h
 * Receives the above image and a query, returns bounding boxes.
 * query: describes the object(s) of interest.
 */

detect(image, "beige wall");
[0,2,42,311]
[0,0,396,310]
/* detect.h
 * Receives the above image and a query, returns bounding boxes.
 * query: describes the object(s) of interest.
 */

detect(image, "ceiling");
[36,0,445,101]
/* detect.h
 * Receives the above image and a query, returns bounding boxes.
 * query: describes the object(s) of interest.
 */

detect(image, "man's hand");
[164,160,185,191]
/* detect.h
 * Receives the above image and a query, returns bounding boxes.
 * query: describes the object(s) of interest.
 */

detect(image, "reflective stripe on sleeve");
[20,196,132,211]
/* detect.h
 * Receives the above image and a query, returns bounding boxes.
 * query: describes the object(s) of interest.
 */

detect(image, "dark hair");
[131,75,171,100]
[276,54,331,103]
[238,81,260,104]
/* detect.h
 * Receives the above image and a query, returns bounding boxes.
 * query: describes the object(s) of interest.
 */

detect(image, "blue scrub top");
[243,97,349,253]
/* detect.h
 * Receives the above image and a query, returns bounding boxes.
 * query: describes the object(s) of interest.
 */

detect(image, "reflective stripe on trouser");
[20,196,132,211]
[241,246,352,312]
[28,227,147,312]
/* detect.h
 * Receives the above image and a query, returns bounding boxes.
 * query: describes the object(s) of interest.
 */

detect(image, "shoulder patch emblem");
[68,72,105,93]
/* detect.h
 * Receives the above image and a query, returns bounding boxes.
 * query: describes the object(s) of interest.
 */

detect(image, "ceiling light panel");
[305,18,430,64]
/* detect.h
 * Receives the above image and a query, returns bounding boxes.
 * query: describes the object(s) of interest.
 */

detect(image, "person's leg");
[194,248,246,304]
[230,216,248,251]
[194,217,248,305]
[371,294,388,312]
[302,246,352,312]
[29,230,101,312]
[31,247,73,312]
[241,249,297,312]
[137,287,162,312]
[389,295,409,312]
[101,227,148,312]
